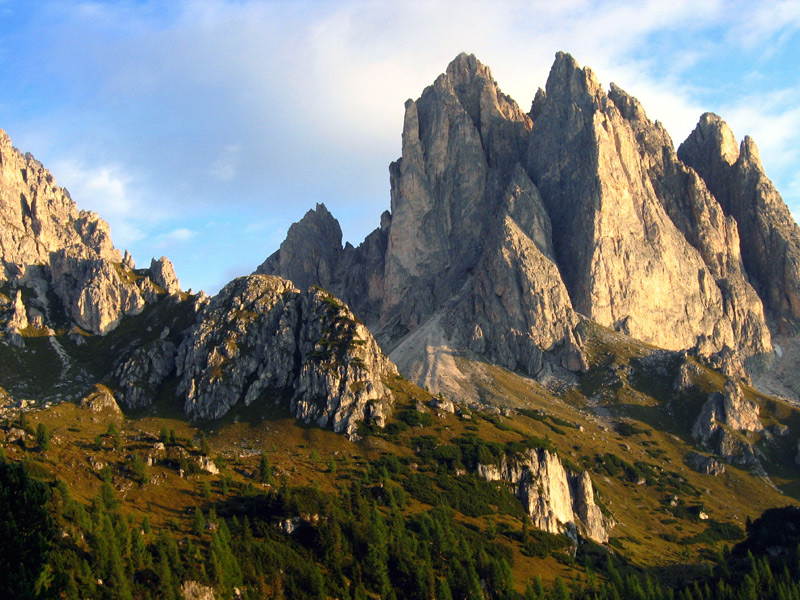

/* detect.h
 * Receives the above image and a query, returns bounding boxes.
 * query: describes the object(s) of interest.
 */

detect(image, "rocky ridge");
[679,113,800,332]
[0,129,183,337]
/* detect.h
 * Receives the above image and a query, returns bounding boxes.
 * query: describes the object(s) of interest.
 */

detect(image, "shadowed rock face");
[679,113,800,331]
[257,203,343,294]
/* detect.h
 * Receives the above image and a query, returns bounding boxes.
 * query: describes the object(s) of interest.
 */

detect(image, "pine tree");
[35,422,50,451]
[258,452,274,485]
[193,507,206,536]
[436,578,454,600]
[0,460,57,599]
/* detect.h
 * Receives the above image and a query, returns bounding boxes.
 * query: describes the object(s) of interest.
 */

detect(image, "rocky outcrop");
[692,378,762,464]
[79,384,123,415]
[176,275,396,440]
[6,289,28,332]
[477,448,609,543]
[181,581,217,600]
[49,249,145,335]
[149,256,181,295]
[112,334,178,409]
[679,113,800,331]
[0,128,177,337]
[685,451,726,476]
[526,53,768,360]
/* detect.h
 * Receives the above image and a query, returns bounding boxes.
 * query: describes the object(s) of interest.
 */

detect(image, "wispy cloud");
[211,143,242,181]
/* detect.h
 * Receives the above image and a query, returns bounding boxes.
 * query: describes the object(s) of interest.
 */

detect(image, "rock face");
[0,130,119,273]
[477,449,609,543]
[257,204,343,294]
[527,53,769,359]
[176,275,396,440]
[607,86,771,362]
[692,378,762,464]
[679,113,800,331]
[49,249,146,334]
[0,128,179,336]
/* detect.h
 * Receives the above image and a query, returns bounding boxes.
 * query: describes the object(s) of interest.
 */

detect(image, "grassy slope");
[2,298,799,592]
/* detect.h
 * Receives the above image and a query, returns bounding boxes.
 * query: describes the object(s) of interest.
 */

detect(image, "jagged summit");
[256,202,343,292]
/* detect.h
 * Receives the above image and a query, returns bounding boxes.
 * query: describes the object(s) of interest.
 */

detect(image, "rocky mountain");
[4,50,800,599]
[262,52,797,399]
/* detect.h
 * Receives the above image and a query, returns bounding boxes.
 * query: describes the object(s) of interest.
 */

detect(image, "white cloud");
[159,228,196,244]
[49,158,147,247]
[211,143,242,181]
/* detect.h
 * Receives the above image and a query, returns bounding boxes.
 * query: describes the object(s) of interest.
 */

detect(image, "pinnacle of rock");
[149,256,181,295]
[679,113,800,328]
[256,202,343,292]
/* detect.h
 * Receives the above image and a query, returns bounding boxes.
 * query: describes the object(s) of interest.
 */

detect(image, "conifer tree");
[258,452,274,485]
[36,422,50,451]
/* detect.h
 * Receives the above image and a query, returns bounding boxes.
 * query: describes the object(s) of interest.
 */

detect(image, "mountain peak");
[255,201,343,291]
[681,112,740,167]
[445,52,493,84]
[545,51,603,103]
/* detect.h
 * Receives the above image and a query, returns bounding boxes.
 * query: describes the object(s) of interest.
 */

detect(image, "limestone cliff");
[607,85,771,362]
[0,129,119,272]
[526,53,767,360]
[477,448,609,543]
[0,128,181,336]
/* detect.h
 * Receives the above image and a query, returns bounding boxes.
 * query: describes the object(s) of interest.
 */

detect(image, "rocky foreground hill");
[3,51,800,599]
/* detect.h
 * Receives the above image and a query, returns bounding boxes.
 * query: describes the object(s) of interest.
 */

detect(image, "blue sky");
[1,1,798,294]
